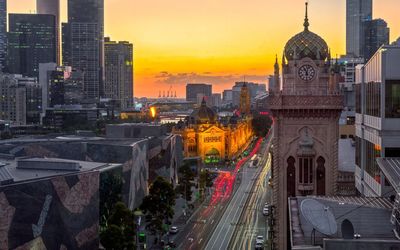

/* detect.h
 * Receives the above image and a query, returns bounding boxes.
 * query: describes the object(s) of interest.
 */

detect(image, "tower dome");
[284,2,329,61]
[190,98,217,124]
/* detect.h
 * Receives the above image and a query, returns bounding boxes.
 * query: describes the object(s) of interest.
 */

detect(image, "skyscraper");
[0,0,6,71]
[186,83,212,103]
[362,18,390,61]
[7,14,56,78]
[63,0,104,101]
[104,37,134,109]
[37,0,60,65]
[346,0,373,57]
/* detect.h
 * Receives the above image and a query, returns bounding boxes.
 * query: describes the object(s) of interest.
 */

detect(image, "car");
[263,207,269,216]
[167,241,177,248]
[255,242,263,249]
[169,226,178,234]
[256,235,264,244]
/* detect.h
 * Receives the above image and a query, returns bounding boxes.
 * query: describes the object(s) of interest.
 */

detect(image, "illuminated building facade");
[173,97,253,164]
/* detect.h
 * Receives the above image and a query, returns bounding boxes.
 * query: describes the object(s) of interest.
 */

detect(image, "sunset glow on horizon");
[9,0,400,97]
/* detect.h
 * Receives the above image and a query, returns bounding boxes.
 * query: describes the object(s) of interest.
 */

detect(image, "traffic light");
[139,232,146,243]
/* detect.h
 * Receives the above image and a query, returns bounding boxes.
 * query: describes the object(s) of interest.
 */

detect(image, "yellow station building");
[173,84,253,163]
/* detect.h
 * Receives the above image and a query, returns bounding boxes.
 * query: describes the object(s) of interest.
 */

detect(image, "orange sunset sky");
[8,0,400,98]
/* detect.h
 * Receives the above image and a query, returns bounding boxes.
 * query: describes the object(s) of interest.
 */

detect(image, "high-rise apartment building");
[0,74,26,125]
[63,0,104,101]
[39,63,84,116]
[354,46,400,197]
[0,0,6,72]
[186,83,212,103]
[211,93,222,108]
[362,19,390,61]
[346,0,373,57]
[104,37,134,109]
[37,0,60,65]
[7,14,56,78]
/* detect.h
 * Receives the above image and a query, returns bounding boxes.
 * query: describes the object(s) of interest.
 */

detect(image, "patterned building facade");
[267,3,343,249]
[174,92,253,163]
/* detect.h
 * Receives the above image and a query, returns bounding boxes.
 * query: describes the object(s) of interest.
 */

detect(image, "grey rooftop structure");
[289,196,399,250]
[377,158,400,193]
[0,157,120,185]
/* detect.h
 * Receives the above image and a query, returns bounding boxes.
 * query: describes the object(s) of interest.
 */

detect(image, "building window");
[188,145,196,153]
[365,140,381,183]
[355,84,361,114]
[204,136,221,143]
[385,80,400,118]
[366,82,381,117]
[316,157,326,195]
[299,157,313,184]
[386,148,400,157]
[287,157,296,197]
[355,137,361,167]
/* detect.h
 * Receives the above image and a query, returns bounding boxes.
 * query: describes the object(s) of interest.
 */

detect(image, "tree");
[177,163,195,202]
[140,176,175,242]
[99,171,123,229]
[100,202,136,250]
[199,169,213,199]
[252,114,273,137]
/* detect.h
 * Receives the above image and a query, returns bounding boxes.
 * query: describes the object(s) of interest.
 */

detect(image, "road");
[229,149,273,249]
[169,135,270,250]
[205,162,261,249]
[205,134,272,250]
[170,138,264,250]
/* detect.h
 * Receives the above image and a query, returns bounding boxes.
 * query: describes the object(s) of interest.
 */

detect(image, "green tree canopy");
[252,114,273,137]
[140,176,175,237]
[100,202,136,250]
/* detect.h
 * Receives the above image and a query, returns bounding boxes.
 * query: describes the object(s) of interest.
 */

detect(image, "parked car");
[167,241,177,248]
[169,226,178,234]
[255,242,263,249]
[263,207,269,216]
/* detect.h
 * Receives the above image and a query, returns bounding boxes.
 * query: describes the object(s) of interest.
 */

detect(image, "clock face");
[298,65,316,82]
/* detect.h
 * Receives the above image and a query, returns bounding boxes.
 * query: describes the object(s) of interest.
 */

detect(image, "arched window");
[317,156,326,195]
[299,157,314,184]
[287,157,296,197]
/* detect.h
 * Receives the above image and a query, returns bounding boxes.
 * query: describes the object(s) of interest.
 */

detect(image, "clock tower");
[267,3,343,250]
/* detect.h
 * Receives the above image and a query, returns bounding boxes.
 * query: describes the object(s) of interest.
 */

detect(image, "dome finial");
[304,1,309,31]
[201,96,207,106]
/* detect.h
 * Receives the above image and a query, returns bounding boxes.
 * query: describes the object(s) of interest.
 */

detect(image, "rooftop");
[290,196,396,248]
[377,158,400,193]
[0,157,120,185]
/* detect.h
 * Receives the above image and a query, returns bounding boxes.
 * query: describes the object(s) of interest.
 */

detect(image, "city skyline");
[8,0,400,97]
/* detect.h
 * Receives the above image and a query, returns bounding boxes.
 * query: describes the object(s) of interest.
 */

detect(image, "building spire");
[282,53,286,66]
[274,54,279,73]
[304,1,309,31]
